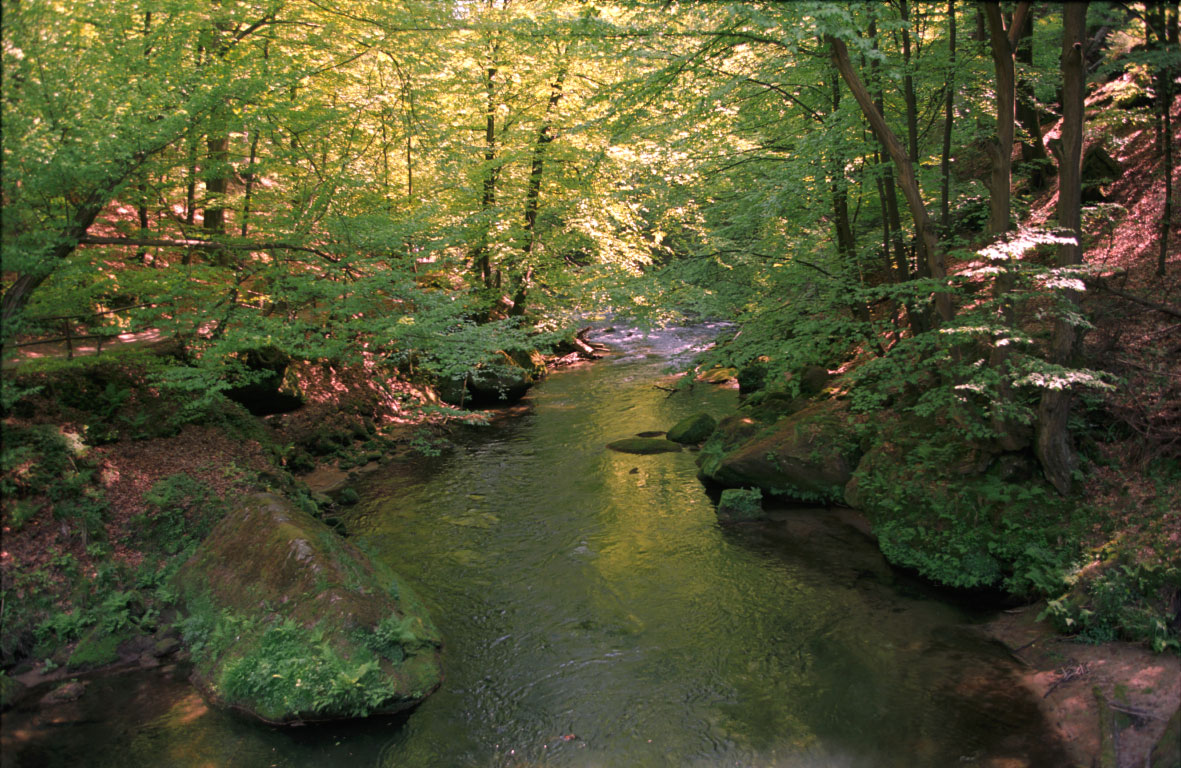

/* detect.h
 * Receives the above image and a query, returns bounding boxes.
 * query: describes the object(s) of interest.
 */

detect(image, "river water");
[1,325,1070,768]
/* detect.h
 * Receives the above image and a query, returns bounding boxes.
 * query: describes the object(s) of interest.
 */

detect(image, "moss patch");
[606,438,683,455]
[667,413,717,444]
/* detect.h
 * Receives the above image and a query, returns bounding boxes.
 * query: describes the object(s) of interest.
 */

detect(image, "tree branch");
[78,236,344,264]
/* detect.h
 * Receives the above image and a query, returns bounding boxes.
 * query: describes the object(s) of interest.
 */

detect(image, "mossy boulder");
[697,400,858,503]
[716,487,765,522]
[697,366,738,384]
[438,350,544,407]
[606,438,683,455]
[172,493,442,725]
[666,413,717,444]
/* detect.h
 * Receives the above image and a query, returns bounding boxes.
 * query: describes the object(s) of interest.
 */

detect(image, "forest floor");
[986,607,1179,768]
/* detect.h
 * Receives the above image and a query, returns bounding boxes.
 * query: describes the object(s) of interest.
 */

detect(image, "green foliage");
[134,474,225,555]
[216,619,397,721]
[1041,556,1181,653]
[852,428,1079,590]
[1,423,109,542]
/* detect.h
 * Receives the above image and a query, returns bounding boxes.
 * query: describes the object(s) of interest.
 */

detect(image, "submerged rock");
[666,413,717,444]
[173,493,442,725]
[606,438,683,455]
[697,400,857,503]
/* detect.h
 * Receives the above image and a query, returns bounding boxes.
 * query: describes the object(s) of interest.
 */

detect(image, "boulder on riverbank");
[172,493,442,725]
[666,413,717,444]
[697,399,858,503]
[438,350,545,407]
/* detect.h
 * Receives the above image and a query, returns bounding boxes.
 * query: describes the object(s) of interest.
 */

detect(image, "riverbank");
[986,606,1180,768]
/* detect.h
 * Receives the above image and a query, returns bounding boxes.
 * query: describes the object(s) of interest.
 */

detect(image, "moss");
[67,630,122,670]
[667,413,717,444]
[717,488,764,522]
[606,438,683,455]
[0,671,26,711]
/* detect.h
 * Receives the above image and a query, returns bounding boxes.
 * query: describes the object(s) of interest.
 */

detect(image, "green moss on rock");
[667,413,717,444]
[606,438,683,455]
[697,400,857,503]
[172,493,442,724]
[717,488,765,522]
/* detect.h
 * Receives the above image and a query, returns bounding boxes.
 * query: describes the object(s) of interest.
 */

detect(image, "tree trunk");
[900,0,921,166]
[240,129,260,237]
[474,47,500,291]
[984,2,1032,451]
[828,34,954,324]
[510,65,567,318]
[1157,3,1177,276]
[1,191,110,325]
[940,0,956,232]
[1016,10,1051,189]
[983,2,1029,236]
[1036,2,1088,495]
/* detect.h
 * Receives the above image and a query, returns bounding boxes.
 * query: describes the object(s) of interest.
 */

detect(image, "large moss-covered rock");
[173,493,442,725]
[666,413,717,444]
[438,350,544,407]
[697,400,858,503]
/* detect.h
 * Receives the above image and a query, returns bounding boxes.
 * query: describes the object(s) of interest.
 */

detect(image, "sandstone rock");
[439,350,544,407]
[698,400,857,503]
[173,493,442,725]
[40,680,86,706]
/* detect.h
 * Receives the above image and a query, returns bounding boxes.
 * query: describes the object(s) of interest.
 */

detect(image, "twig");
[1107,701,1156,719]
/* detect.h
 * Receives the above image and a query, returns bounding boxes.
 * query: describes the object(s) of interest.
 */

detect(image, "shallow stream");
[1,325,1069,767]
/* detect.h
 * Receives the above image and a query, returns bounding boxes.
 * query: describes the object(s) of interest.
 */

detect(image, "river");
[1,324,1070,767]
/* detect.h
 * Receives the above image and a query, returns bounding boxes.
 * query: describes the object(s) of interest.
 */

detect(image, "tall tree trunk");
[474,46,500,290]
[983,3,1031,451]
[940,0,957,232]
[1036,2,1088,495]
[1016,10,1050,189]
[900,0,920,166]
[1156,3,1177,276]
[510,65,567,317]
[828,34,954,324]
[983,2,1029,236]
[240,129,260,237]
[869,19,914,286]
